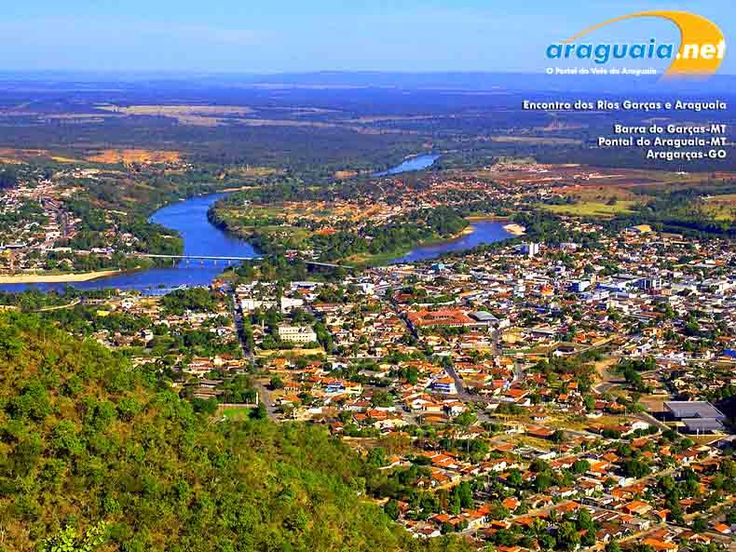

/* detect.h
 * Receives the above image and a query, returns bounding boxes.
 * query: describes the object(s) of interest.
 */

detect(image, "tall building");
[520,242,540,258]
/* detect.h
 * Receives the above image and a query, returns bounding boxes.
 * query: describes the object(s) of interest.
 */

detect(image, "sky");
[0,0,732,74]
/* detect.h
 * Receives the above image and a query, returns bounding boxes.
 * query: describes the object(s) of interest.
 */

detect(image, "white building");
[519,242,540,258]
[240,298,277,311]
[280,296,305,313]
[277,325,317,344]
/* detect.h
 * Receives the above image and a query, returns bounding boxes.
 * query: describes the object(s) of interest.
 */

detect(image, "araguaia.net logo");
[546,11,726,77]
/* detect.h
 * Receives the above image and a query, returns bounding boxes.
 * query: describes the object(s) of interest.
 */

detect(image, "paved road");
[34,298,81,312]
[636,411,670,433]
[230,291,278,420]
[592,356,623,394]
[253,379,278,419]
[445,363,472,400]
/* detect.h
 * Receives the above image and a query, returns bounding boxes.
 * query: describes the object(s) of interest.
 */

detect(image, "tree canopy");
[0,312,469,551]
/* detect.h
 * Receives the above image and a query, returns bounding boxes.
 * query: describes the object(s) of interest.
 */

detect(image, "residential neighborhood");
[27,218,736,550]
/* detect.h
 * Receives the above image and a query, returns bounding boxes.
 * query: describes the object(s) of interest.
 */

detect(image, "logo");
[546,11,726,77]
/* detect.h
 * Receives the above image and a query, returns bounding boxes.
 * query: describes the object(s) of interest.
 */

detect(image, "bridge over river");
[0,154,443,292]
[137,253,352,270]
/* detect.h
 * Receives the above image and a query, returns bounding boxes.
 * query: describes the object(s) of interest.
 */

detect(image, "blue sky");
[0,0,732,73]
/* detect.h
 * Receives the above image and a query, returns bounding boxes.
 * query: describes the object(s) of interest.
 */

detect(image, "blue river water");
[0,194,257,294]
[0,153,510,292]
[391,220,512,264]
[373,153,440,176]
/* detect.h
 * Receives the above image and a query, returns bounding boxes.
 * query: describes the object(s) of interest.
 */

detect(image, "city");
[1,2,736,546]
[2,149,735,550]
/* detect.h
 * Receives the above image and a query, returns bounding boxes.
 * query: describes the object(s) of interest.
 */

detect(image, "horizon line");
[1,69,735,77]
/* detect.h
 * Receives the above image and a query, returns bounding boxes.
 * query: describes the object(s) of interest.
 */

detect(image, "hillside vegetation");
[0,312,468,551]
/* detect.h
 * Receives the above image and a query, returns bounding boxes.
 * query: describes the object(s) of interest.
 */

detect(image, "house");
[526,426,556,439]
[240,298,277,311]
[622,500,652,516]
[627,224,653,235]
[431,377,457,395]
[502,497,520,511]
[640,538,677,551]
[713,523,731,534]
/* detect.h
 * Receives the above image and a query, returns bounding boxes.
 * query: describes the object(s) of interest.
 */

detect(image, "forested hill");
[0,312,468,551]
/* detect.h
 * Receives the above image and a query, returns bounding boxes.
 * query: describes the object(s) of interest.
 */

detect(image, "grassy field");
[86,148,181,164]
[98,104,255,126]
[345,250,408,266]
[541,200,636,218]
[700,193,736,222]
[219,405,256,420]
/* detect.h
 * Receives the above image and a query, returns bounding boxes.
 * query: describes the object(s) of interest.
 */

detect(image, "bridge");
[137,253,353,270]
[140,253,255,262]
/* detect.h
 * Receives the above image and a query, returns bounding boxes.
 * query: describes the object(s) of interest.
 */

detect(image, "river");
[390,220,512,264]
[0,194,256,294]
[373,153,440,176]
[0,153,511,292]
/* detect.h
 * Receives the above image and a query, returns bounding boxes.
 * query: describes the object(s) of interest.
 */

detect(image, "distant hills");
[2,70,736,94]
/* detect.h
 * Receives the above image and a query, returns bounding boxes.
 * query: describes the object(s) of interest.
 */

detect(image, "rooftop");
[664,401,725,420]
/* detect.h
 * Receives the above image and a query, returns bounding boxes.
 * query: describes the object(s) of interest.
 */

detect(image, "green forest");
[0,312,471,551]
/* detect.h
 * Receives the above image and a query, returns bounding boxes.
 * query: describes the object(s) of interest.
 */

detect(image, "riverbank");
[207,191,474,268]
[0,269,125,284]
[465,216,526,236]
[339,227,470,267]
[388,219,513,264]
[0,153,504,292]
[210,204,515,268]
[326,220,476,267]
[502,223,526,236]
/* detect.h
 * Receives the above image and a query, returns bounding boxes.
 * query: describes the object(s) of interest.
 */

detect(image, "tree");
[725,507,736,525]
[691,515,708,533]
[448,494,461,515]
[721,459,736,479]
[41,522,109,552]
[454,410,477,427]
[572,459,590,474]
[2,312,450,552]
[621,458,649,478]
[404,366,419,385]
[371,390,393,407]
[538,533,556,550]
[577,508,594,531]
[453,481,474,509]
[384,499,400,520]
[191,397,219,415]
[530,459,550,473]
[506,468,523,488]
[533,472,553,492]
[583,395,596,411]
[577,508,596,546]
[367,447,387,468]
[556,521,580,551]
[0,166,18,189]
[250,402,268,419]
